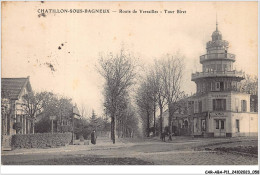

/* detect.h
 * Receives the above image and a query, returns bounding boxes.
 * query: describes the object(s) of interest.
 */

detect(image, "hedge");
[11,132,72,149]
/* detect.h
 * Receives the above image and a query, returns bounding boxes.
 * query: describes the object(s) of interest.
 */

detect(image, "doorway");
[215,119,226,137]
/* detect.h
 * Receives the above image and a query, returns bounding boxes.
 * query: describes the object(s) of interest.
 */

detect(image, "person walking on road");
[91,130,97,145]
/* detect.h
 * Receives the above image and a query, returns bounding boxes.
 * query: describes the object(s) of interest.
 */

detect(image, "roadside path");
[3,136,255,156]
[2,136,258,165]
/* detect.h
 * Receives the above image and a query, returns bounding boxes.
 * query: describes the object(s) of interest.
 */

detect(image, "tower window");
[213,99,226,111]
[216,82,220,91]
[241,100,247,112]
[217,64,221,71]
[223,64,227,71]
[235,98,239,112]
[198,101,202,113]
[220,82,224,91]
[194,101,198,113]
[220,120,225,129]
[210,64,216,71]
[236,120,240,132]
[215,120,219,129]
[211,82,214,91]
[202,83,206,92]
[232,81,237,90]
[201,119,206,131]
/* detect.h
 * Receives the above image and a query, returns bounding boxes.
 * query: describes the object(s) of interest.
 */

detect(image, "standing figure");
[161,131,166,142]
[91,130,97,145]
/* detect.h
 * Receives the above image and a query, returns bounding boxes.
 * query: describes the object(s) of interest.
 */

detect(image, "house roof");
[1,77,32,100]
[72,105,80,116]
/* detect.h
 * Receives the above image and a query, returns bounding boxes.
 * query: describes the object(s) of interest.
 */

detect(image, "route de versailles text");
[120,9,186,14]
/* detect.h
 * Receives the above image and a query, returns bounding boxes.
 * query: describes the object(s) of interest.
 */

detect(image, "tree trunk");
[32,113,36,134]
[159,105,163,138]
[117,119,120,138]
[32,118,35,134]
[122,120,124,138]
[153,102,156,136]
[168,104,173,141]
[111,116,115,144]
[147,110,150,137]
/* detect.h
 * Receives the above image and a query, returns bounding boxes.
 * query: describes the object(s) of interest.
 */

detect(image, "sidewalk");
[2,136,257,156]
[149,135,258,143]
[1,138,134,156]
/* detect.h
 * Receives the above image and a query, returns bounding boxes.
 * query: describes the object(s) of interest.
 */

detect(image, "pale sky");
[2,2,258,116]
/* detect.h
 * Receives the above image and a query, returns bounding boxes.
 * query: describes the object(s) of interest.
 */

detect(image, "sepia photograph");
[1,1,259,174]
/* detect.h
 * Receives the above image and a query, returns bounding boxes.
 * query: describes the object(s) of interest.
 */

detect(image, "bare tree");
[240,74,258,95]
[136,80,154,137]
[136,61,168,138]
[116,92,129,138]
[143,68,162,137]
[151,60,167,137]
[98,49,137,144]
[79,103,87,119]
[123,104,139,138]
[160,54,185,140]
[146,74,158,136]
[33,92,75,133]
[21,92,47,133]
[116,99,138,138]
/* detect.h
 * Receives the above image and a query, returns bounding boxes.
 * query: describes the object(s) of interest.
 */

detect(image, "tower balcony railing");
[191,70,245,81]
[200,53,236,63]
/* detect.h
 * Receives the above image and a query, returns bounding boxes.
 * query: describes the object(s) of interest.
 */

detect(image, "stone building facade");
[161,22,258,137]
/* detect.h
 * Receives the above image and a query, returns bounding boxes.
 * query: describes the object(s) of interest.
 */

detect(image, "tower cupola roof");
[211,21,222,41]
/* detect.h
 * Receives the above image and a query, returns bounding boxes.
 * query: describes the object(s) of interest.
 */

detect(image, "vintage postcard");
[1,1,258,174]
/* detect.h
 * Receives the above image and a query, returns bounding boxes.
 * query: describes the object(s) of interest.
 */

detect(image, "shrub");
[13,122,22,132]
[60,125,73,133]
[79,135,84,141]
[82,127,92,140]
[34,118,51,133]
[11,132,72,149]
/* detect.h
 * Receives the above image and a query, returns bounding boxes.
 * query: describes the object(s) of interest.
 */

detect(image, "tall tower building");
[191,22,258,137]
[192,21,244,93]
